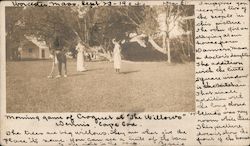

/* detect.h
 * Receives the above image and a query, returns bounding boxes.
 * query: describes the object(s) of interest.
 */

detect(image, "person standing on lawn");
[112,38,122,73]
[53,36,67,78]
[76,40,87,72]
[55,48,67,78]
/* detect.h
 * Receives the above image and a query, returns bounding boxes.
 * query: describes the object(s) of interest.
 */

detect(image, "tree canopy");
[6,5,194,62]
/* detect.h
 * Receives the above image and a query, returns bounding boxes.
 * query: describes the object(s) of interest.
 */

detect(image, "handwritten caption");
[3,113,191,146]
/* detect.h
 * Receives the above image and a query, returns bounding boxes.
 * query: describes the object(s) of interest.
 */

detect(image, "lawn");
[6,60,195,113]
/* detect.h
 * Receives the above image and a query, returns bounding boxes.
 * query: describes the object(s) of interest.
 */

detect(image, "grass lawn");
[6,60,195,113]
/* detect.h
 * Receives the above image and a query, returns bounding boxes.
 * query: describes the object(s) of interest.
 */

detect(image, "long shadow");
[86,68,103,72]
[120,70,140,75]
[69,68,103,77]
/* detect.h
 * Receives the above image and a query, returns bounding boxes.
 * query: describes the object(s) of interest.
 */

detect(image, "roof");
[25,35,49,49]
[20,37,38,48]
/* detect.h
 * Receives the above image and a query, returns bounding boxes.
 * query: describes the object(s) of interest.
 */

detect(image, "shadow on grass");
[86,68,103,72]
[120,70,140,74]
[69,68,103,77]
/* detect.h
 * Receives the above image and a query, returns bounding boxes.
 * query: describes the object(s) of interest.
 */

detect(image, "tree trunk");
[181,42,187,57]
[84,18,87,43]
[167,37,171,63]
[187,22,190,58]
[162,32,167,53]
[187,33,191,58]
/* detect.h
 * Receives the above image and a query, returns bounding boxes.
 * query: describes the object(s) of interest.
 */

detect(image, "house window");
[28,48,32,53]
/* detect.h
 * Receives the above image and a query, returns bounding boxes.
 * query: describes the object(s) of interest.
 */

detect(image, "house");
[18,36,50,59]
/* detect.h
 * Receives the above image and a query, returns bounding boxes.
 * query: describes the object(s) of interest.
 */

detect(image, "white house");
[18,36,50,59]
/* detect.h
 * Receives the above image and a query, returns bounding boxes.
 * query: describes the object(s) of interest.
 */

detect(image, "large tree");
[6,7,26,60]
[155,5,194,63]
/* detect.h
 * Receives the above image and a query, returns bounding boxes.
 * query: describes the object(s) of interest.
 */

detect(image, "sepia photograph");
[5,5,195,113]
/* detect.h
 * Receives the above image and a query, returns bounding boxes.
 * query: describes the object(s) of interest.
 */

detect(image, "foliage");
[6,5,194,62]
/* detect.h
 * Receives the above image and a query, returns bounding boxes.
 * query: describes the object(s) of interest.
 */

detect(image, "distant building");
[18,36,50,59]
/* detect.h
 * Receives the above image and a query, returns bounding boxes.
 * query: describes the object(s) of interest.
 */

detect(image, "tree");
[6,7,90,51]
[6,7,26,60]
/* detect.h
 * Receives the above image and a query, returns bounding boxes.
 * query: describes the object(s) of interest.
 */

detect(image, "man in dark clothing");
[55,50,67,78]
[53,36,67,78]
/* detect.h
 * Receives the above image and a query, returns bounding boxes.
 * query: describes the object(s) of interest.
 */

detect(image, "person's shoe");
[64,75,68,78]
[47,75,53,78]
[55,75,61,78]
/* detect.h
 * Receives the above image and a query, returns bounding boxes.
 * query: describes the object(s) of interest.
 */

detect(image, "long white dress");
[76,43,87,72]
[113,42,121,69]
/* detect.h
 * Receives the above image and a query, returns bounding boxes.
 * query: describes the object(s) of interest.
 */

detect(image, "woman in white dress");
[112,39,122,73]
[76,41,87,72]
